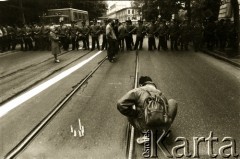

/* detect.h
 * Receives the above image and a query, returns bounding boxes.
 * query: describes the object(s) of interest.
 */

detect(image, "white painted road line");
[0,51,103,118]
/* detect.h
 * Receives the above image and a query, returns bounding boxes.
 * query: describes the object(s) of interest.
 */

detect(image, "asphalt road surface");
[0,39,239,159]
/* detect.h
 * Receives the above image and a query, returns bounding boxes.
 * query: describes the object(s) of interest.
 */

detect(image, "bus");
[41,8,89,26]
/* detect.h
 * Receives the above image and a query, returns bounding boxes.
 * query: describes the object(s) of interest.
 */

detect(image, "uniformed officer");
[90,20,101,51]
[114,19,120,53]
[58,22,69,51]
[41,25,51,51]
[1,26,8,52]
[118,22,126,51]
[80,21,90,50]
[146,20,157,51]
[169,20,180,51]
[7,25,15,51]
[192,22,203,52]
[156,20,168,51]
[15,25,24,51]
[204,20,216,50]
[132,20,146,50]
[114,19,120,41]
[0,26,3,52]
[23,24,33,51]
[129,20,135,47]
[33,24,41,50]
[101,20,108,50]
[125,20,133,51]
[179,20,191,51]
[69,21,79,50]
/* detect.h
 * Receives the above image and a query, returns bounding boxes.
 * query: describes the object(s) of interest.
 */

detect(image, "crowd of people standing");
[104,18,237,62]
[0,18,237,60]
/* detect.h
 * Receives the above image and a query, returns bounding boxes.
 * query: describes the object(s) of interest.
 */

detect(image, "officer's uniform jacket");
[90,24,100,37]
[80,25,90,37]
[147,24,156,37]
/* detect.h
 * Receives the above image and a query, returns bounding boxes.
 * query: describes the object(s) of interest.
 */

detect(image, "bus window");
[78,13,82,20]
[73,12,78,21]
[45,8,89,26]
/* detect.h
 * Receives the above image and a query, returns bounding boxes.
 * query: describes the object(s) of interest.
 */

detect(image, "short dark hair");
[139,76,152,86]
[107,19,113,23]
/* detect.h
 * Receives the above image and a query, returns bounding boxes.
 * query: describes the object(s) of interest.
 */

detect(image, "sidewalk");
[201,48,240,68]
[0,49,21,57]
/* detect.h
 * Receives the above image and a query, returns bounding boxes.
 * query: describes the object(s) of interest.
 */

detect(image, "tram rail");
[4,56,107,159]
[125,50,161,159]
[125,50,139,159]
[3,49,149,158]
[0,49,95,106]
[0,49,91,79]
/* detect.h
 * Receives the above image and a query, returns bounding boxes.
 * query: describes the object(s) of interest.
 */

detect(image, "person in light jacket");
[49,26,60,63]
[117,76,178,144]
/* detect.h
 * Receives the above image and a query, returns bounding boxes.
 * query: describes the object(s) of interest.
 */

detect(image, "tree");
[132,0,223,23]
[132,0,183,21]
[0,0,107,24]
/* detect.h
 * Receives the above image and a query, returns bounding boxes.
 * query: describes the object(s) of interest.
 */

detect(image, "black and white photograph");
[0,0,239,158]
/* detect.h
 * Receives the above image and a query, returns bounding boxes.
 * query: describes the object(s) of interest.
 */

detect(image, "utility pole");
[230,0,239,53]
[19,0,25,24]
[185,0,191,25]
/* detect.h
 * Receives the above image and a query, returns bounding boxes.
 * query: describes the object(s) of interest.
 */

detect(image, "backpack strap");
[142,89,152,96]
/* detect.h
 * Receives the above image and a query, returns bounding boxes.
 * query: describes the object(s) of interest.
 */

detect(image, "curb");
[201,49,240,68]
[0,50,20,57]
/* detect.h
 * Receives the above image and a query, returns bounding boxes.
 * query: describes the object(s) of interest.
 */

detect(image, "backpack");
[143,90,169,127]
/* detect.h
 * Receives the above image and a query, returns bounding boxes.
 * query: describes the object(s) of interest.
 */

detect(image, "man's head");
[139,76,153,86]
[82,21,86,26]
[93,19,97,25]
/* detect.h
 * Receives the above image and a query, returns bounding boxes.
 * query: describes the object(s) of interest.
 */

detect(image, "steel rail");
[127,50,139,159]
[0,50,94,106]
[4,56,107,159]
[0,49,93,79]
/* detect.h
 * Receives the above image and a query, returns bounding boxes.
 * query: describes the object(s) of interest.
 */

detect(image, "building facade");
[107,7,141,23]
[107,1,131,15]
[219,0,240,20]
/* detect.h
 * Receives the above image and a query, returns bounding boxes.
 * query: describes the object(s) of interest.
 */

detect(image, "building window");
[128,9,130,14]
[132,10,134,14]
[128,17,130,20]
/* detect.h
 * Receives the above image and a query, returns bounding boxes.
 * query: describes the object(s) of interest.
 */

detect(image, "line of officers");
[104,19,204,53]
[0,20,103,53]
[0,19,205,53]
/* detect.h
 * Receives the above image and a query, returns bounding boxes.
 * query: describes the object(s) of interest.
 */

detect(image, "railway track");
[3,49,152,158]
[125,50,162,159]
[0,49,93,79]
[3,55,107,159]
[125,50,139,159]
[0,50,95,105]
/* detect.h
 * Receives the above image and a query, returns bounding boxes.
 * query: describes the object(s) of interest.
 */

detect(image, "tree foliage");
[0,0,107,24]
[132,0,184,21]
[132,0,222,22]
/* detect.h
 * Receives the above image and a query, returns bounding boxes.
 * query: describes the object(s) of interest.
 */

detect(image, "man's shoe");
[136,136,149,144]
[55,59,60,63]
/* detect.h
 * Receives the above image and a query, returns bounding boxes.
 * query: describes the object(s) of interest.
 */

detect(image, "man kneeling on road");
[117,76,178,144]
